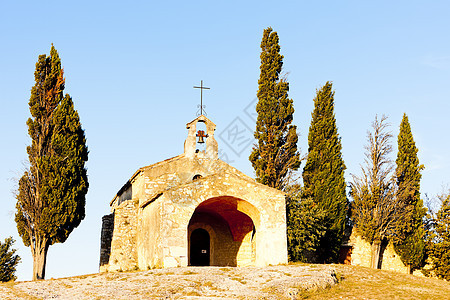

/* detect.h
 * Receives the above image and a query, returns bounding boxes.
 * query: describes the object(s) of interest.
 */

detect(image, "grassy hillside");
[303,264,450,299]
[0,264,449,299]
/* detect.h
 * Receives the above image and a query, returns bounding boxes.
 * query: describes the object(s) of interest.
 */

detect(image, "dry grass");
[0,281,41,300]
[230,276,247,284]
[299,264,450,300]
[1,264,449,299]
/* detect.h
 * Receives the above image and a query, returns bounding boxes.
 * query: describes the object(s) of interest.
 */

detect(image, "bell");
[198,135,205,144]
[196,130,207,144]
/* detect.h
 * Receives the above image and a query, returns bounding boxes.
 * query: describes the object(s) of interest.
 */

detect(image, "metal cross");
[194,80,210,116]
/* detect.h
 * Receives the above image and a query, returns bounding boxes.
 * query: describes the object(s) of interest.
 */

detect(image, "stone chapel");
[99,114,288,271]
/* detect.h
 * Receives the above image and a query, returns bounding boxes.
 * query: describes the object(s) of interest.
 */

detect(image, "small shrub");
[0,237,21,282]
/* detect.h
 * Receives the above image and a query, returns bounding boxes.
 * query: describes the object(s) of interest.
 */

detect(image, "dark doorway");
[339,246,352,265]
[190,228,210,266]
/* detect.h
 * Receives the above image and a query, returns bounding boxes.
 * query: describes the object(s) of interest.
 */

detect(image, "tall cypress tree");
[302,82,347,263]
[428,192,450,280]
[15,45,88,280]
[250,27,300,190]
[393,114,426,273]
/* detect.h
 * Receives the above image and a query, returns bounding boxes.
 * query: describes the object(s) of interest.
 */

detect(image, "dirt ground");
[0,264,337,299]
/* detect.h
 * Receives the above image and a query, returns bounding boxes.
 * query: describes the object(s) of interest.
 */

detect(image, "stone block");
[169,246,186,257]
[164,256,179,268]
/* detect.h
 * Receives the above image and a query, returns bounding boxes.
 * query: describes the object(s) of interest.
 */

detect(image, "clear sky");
[1,1,449,281]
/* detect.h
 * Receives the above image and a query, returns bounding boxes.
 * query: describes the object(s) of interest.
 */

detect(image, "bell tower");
[184,115,218,159]
[185,80,218,159]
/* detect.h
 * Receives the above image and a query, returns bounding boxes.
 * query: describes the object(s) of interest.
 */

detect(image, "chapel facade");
[99,115,288,271]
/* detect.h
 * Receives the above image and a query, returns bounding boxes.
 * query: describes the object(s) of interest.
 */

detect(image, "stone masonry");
[345,229,424,276]
[99,115,288,272]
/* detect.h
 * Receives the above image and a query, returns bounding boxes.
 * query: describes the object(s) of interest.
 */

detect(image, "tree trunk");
[370,240,382,269]
[32,239,49,280]
[406,264,412,274]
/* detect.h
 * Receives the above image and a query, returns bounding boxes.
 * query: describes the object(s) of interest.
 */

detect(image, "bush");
[286,186,327,262]
[0,237,21,282]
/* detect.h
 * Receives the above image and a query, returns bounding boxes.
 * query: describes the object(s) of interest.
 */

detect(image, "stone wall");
[348,231,426,275]
[99,213,114,271]
[104,199,139,272]
[158,171,287,268]
[137,195,163,269]
[347,233,372,268]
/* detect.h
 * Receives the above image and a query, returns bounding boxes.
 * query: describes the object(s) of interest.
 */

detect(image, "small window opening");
[193,174,203,181]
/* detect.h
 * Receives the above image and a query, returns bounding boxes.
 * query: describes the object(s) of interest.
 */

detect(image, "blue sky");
[1,1,449,280]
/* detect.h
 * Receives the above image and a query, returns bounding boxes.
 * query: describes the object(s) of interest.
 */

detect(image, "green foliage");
[286,186,327,262]
[15,45,88,279]
[393,114,426,272]
[350,116,409,268]
[351,116,394,242]
[45,94,89,243]
[302,82,347,263]
[0,237,21,282]
[250,27,300,190]
[395,114,424,205]
[427,193,450,280]
[394,222,425,271]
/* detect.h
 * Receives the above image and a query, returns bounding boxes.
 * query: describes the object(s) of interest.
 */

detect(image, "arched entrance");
[190,228,210,266]
[188,196,259,267]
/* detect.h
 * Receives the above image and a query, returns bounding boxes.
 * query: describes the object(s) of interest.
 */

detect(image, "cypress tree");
[393,114,426,273]
[0,237,21,282]
[302,82,347,263]
[249,27,300,190]
[15,45,88,280]
[428,192,450,280]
